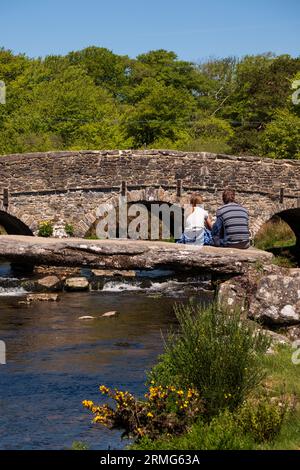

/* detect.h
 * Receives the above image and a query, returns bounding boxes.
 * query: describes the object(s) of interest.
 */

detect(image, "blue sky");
[1,0,299,61]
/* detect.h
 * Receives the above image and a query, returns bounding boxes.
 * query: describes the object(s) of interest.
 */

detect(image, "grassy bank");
[254,216,298,267]
[82,302,299,450]
[132,346,300,450]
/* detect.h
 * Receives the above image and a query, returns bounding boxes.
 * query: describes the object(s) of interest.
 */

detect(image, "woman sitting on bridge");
[176,194,213,246]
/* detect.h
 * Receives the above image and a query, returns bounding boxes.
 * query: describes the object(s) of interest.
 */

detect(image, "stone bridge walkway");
[0,235,272,275]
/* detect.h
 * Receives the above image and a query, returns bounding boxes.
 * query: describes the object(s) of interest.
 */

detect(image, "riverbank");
[132,344,300,450]
[81,302,299,451]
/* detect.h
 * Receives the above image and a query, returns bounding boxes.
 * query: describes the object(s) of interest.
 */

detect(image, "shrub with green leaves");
[237,397,287,443]
[37,220,53,237]
[64,223,74,237]
[149,302,270,417]
[132,410,256,450]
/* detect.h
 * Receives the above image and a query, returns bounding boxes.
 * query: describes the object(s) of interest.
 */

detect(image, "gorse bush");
[82,384,203,440]
[132,396,289,450]
[149,302,270,417]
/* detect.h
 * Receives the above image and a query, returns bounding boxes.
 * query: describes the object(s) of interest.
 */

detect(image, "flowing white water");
[101,279,207,294]
[0,286,28,296]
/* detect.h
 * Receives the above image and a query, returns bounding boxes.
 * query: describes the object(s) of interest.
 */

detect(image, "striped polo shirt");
[216,202,250,245]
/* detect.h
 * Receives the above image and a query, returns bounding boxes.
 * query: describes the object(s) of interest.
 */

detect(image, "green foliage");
[1,47,300,156]
[133,345,299,450]
[0,224,7,235]
[237,397,287,443]
[71,441,89,450]
[132,411,256,450]
[133,396,288,450]
[149,302,270,417]
[254,216,297,267]
[38,220,53,237]
[184,116,234,153]
[272,256,296,268]
[260,109,300,159]
[64,223,74,237]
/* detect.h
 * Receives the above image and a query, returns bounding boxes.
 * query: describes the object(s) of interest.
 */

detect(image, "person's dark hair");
[190,193,203,207]
[222,188,235,204]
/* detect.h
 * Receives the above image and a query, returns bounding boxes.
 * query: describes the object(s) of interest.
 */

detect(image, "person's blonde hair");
[190,193,203,207]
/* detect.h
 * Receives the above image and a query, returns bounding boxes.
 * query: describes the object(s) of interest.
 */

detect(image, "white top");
[184,206,208,239]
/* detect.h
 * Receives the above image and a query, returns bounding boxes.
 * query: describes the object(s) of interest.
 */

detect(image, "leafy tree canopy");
[0,47,299,157]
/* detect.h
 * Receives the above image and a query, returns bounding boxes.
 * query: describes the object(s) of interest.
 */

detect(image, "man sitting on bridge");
[212,188,250,249]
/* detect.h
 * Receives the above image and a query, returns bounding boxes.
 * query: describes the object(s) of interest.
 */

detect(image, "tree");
[124,78,195,148]
[0,65,125,153]
[184,115,234,154]
[260,109,300,159]
[66,46,130,97]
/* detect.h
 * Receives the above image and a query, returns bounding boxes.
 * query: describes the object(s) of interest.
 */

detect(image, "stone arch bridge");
[0,150,299,243]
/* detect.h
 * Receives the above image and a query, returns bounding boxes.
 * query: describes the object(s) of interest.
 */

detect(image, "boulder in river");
[36,275,62,291]
[91,269,136,278]
[65,277,90,291]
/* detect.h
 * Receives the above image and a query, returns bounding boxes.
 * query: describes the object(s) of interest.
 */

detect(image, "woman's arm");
[205,214,213,230]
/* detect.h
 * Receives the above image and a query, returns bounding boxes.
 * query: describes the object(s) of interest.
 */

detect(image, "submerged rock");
[101,311,119,317]
[20,293,59,303]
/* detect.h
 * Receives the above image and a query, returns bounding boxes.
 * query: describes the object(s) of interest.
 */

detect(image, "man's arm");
[211,216,223,247]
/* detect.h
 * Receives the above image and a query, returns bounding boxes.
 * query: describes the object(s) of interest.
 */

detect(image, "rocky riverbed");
[1,235,299,343]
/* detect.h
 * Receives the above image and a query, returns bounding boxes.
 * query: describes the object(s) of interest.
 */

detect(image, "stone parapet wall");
[0,150,299,196]
[0,150,299,237]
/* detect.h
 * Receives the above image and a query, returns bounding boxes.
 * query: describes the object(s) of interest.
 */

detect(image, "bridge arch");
[252,207,300,253]
[270,208,300,246]
[82,188,187,239]
[0,210,33,235]
[250,198,300,240]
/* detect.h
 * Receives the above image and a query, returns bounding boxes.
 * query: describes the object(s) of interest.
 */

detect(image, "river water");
[0,262,213,450]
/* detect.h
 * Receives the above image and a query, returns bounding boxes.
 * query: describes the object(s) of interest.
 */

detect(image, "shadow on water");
[0,275,213,450]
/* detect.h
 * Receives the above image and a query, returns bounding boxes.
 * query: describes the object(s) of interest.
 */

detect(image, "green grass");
[254,217,298,267]
[132,346,300,450]
[259,346,300,450]
[254,217,296,251]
